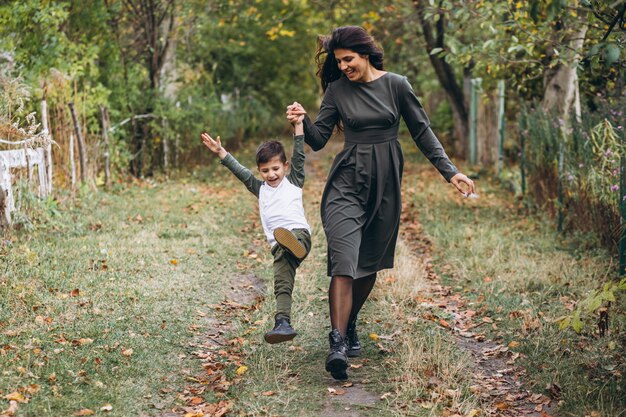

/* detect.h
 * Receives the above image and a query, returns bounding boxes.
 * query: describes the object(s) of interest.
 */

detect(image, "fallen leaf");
[341,382,353,388]
[439,318,451,328]
[380,392,392,400]
[26,384,41,395]
[71,289,80,297]
[73,409,95,416]
[508,341,520,348]
[189,397,204,405]
[466,409,481,417]
[121,348,133,357]
[235,365,248,376]
[4,392,27,403]
[77,338,93,346]
[100,404,113,412]
[1,401,18,416]
[261,391,274,396]
[369,333,379,341]
[495,402,509,410]
[170,259,178,265]
[183,413,204,417]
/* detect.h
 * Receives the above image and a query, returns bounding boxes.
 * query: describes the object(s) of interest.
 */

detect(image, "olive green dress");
[303,72,458,279]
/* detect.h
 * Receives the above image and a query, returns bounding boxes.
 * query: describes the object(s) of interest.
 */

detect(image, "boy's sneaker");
[273,227,307,260]
[325,329,349,380]
[264,317,297,344]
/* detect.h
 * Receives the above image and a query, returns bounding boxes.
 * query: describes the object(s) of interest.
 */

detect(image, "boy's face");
[258,156,289,188]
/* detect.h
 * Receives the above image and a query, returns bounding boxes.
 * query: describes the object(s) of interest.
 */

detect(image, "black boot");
[325,329,349,380]
[264,317,297,344]
[346,318,362,357]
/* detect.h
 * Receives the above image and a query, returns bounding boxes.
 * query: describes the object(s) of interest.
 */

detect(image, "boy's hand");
[201,133,228,159]
[286,101,306,125]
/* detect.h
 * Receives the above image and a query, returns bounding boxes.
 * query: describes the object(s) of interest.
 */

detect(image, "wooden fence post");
[41,95,53,194]
[68,102,87,184]
[100,106,111,188]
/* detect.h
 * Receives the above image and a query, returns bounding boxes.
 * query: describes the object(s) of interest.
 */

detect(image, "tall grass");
[519,101,625,250]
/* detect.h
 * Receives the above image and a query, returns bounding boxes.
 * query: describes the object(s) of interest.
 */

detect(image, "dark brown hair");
[256,141,286,166]
[315,26,384,92]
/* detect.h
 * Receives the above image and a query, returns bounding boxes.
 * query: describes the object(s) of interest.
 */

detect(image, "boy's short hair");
[256,141,287,166]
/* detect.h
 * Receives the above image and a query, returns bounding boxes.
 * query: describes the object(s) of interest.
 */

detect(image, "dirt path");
[400,187,558,417]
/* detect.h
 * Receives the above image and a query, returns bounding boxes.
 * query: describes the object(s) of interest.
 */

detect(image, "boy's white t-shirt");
[259,177,310,246]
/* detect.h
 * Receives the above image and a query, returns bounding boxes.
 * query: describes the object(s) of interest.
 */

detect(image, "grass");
[2,136,623,416]
[403,141,626,416]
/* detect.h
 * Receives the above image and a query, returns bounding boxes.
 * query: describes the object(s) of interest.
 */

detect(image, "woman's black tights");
[328,273,376,336]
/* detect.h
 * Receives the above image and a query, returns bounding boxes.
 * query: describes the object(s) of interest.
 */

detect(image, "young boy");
[200,119,311,344]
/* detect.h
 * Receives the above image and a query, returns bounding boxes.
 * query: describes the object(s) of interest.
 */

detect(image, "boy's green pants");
[271,228,311,320]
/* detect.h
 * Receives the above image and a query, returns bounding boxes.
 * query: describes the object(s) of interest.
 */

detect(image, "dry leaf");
[190,397,204,405]
[183,413,204,417]
[508,340,520,348]
[369,333,379,341]
[380,392,392,400]
[71,289,80,297]
[235,365,248,376]
[26,384,41,395]
[170,259,178,265]
[4,392,27,404]
[121,348,133,357]
[100,404,113,412]
[495,402,509,410]
[1,400,18,416]
[261,391,274,396]
[77,338,93,346]
[73,409,95,416]
[466,409,481,417]
[341,382,353,388]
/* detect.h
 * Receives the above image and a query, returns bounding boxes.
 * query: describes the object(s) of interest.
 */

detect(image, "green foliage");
[559,277,626,333]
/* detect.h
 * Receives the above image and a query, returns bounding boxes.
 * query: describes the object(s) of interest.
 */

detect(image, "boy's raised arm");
[288,121,305,188]
[201,132,262,197]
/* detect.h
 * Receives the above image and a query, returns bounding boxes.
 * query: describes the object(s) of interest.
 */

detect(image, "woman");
[287,26,474,380]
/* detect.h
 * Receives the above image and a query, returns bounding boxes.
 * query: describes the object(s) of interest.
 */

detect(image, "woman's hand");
[286,101,307,125]
[450,173,476,196]
[200,132,228,159]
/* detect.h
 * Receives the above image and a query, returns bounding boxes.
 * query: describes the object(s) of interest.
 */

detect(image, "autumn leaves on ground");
[2,139,624,417]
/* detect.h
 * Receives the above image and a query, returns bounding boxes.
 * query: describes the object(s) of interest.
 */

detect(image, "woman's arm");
[287,87,339,151]
[398,77,475,194]
[398,77,459,182]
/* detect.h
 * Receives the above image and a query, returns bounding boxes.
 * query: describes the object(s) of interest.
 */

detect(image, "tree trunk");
[414,0,469,158]
[541,24,588,123]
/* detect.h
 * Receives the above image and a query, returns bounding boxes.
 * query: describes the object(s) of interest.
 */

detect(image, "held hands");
[450,173,476,197]
[286,101,306,125]
[200,132,228,160]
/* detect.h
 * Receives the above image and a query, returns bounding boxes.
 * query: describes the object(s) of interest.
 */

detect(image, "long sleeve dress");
[303,72,458,279]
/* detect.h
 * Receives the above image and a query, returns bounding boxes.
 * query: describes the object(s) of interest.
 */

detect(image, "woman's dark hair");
[256,141,286,166]
[315,26,384,92]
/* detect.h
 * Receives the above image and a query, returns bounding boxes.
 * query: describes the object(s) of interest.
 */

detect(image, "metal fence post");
[618,156,626,276]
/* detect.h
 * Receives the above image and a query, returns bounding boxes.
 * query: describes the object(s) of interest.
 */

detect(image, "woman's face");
[334,48,369,82]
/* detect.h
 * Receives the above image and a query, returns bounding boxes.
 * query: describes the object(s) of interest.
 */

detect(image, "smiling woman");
[286,25,475,381]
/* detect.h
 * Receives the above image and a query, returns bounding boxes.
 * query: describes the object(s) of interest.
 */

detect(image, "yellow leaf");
[170,259,178,265]
[467,409,481,417]
[236,365,248,375]
[78,338,94,346]
[4,392,27,403]
[508,340,520,348]
[369,333,379,341]
[183,413,204,417]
